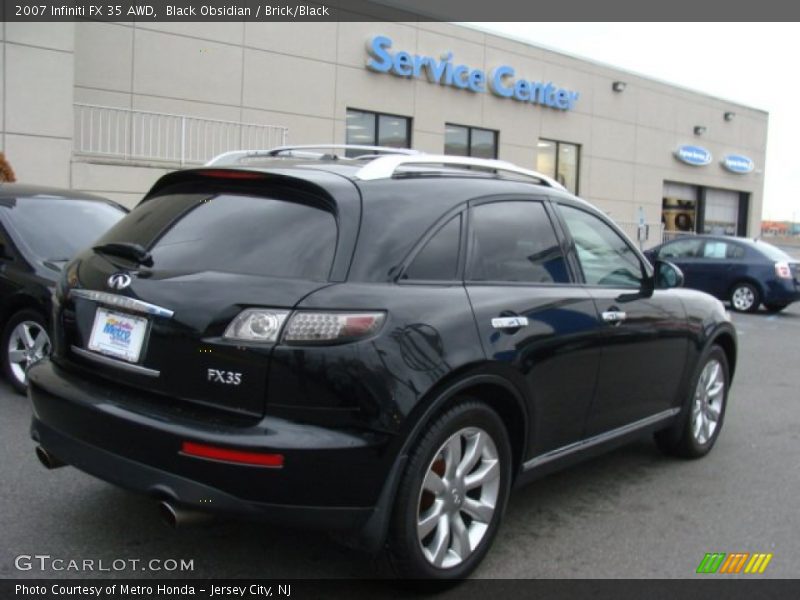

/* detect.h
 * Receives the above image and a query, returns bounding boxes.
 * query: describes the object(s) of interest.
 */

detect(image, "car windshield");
[752,240,794,262]
[7,197,126,261]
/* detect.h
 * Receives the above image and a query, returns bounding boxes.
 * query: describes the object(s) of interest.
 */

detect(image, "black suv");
[30,146,737,579]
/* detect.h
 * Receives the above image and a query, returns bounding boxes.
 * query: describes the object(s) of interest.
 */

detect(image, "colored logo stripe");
[696,552,773,574]
[719,553,749,573]
[697,553,726,574]
[744,553,773,574]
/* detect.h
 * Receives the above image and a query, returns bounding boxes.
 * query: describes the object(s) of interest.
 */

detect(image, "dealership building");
[0,21,768,244]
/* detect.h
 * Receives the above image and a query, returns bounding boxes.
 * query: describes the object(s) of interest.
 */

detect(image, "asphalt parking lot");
[2,299,799,580]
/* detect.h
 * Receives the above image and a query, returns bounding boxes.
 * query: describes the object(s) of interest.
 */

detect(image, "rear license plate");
[87,307,149,363]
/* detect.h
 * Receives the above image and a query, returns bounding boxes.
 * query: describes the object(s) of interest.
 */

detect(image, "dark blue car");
[645,235,800,313]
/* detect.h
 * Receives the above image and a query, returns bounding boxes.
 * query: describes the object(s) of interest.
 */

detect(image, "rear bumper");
[28,359,393,531]
[763,279,800,305]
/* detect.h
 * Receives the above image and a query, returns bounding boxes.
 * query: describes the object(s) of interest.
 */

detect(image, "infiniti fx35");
[29,148,737,579]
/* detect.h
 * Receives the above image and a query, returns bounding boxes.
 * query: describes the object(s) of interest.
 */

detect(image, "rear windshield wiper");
[93,242,153,267]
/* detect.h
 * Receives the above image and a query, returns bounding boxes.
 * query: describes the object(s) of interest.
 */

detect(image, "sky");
[469,23,800,222]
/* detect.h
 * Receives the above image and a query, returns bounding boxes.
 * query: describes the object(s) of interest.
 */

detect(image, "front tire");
[655,345,729,458]
[730,282,760,313]
[1,309,51,395]
[387,399,512,580]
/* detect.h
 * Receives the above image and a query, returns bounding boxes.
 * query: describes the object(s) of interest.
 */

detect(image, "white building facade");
[0,21,768,243]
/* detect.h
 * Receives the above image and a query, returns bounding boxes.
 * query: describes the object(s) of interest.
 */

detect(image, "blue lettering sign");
[366,36,579,111]
[722,154,754,174]
[675,145,713,166]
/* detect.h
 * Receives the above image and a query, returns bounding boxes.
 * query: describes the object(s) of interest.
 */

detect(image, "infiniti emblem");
[107,272,132,290]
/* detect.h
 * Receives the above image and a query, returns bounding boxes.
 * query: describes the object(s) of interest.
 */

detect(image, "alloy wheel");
[731,286,755,311]
[416,426,500,569]
[7,321,51,386]
[691,358,725,445]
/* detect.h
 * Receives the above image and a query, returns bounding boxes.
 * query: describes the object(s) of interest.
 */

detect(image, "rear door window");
[466,201,569,283]
[403,215,461,281]
[659,238,703,259]
[97,192,337,280]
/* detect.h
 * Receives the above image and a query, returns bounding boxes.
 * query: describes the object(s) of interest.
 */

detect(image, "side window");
[466,201,569,284]
[703,241,728,259]
[559,205,643,287]
[404,215,461,281]
[659,238,703,259]
[727,244,745,259]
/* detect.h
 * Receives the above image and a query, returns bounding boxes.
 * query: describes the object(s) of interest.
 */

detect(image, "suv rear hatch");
[53,170,340,417]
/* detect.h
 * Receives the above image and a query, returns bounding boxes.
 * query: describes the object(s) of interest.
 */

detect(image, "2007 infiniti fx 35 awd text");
[29,146,736,580]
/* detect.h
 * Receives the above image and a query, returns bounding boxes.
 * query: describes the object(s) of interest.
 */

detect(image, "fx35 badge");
[207,369,242,385]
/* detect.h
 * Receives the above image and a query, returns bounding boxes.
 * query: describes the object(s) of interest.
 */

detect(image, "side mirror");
[654,260,684,289]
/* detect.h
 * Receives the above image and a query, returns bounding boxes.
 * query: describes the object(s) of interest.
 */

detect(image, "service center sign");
[675,145,713,166]
[722,154,755,174]
[366,35,580,111]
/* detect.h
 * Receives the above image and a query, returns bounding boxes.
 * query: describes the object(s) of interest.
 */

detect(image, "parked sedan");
[0,184,127,393]
[645,235,800,313]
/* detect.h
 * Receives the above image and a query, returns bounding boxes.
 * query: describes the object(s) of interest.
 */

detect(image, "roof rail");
[354,154,567,190]
[206,145,420,166]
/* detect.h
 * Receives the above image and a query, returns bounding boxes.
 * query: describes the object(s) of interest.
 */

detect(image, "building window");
[346,109,411,154]
[445,124,499,159]
[536,139,580,194]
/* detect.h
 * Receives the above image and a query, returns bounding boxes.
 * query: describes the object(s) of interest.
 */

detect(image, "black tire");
[729,282,760,313]
[1,308,51,395]
[764,303,788,313]
[655,345,730,459]
[386,399,512,580]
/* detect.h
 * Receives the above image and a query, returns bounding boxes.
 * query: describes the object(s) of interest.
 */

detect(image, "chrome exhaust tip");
[35,446,66,469]
[158,501,212,528]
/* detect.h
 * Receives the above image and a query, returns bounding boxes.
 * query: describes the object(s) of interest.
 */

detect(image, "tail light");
[775,262,792,279]
[223,309,385,345]
[282,312,385,344]
[223,309,290,342]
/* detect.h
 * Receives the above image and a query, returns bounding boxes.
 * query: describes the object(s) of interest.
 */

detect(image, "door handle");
[491,316,529,329]
[601,310,627,324]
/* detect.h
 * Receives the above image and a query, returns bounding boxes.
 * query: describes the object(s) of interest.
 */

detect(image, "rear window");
[96,192,337,280]
[752,240,793,262]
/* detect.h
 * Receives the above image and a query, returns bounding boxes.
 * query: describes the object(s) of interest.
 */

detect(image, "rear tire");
[729,282,760,313]
[1,309,51,395]
[655,345,729,459]
[386,399,512,580]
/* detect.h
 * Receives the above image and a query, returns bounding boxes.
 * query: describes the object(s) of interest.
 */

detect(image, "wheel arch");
[0,294,49,334]
[349,366,530,553]
[727,277,765,304]
[708,329,737,381]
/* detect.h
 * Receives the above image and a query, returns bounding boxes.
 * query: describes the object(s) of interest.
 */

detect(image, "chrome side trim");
[71,346,160,378]
[522,407,680,471]
[70,289,174,318]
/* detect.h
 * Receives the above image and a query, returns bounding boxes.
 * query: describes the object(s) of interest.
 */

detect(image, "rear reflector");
[195,169,265,180]
[181,442,284,468]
